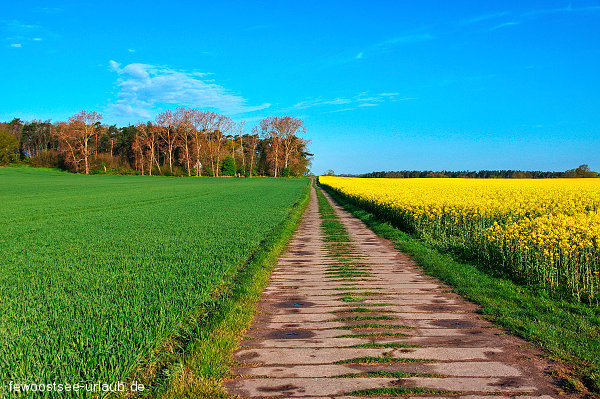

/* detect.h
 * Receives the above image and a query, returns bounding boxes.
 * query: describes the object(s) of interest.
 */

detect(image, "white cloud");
[2,19,56,44]
[327,107,356,113]
[524,4,600,17]
[355,52,364,59]
[489,21,520,31]
[10,43,22,48]
[378,33,434,48]
[291,92,412,113]
[128,48,135,53]
[107,60,270,121]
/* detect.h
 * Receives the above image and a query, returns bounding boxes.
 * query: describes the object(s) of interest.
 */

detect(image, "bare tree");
[175,108,193,176]
[132,130,146,175]
[60,111,103,174]
[278,116,306,170]
[53,121,78,170]
[259,116,283,177]
[135,122,161,175]
[234,121,246,176]
[156,110,179,173]
[248,128,259,178]
[238,134,245,176]
[189,109,206,176]
[204,112,233,177]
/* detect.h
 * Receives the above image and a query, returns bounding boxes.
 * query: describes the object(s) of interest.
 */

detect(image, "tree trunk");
[84,139,89,174]
[185,142,191,176]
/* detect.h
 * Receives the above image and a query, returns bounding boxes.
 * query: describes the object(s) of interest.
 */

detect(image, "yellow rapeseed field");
[319,176,600,301]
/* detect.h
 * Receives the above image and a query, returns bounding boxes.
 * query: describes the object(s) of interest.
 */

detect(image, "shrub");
[221,156,236,176]
[0,129,19,165]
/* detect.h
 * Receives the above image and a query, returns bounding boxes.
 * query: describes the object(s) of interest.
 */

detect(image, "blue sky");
[1,1,599,174]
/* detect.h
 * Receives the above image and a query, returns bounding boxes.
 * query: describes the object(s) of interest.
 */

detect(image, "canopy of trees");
[0,128,19,165]
[0,110,312,177]
[348,166,598,179]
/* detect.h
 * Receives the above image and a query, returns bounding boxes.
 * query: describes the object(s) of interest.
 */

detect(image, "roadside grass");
[335,315,396,322]
[337,371,442,378]
[335,356,431,365]
[346,387,453,396]
[320,184,600,393]
[334,323,413,330]
[334,307,394,313]
[116,181,311,398]
[345,342,418,348]
[338,332,411,338]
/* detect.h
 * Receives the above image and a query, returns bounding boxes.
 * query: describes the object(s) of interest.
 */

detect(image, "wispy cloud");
[290,92,414,113]
[461,11,510,25]
[1,19,54,46]
[128,49,135,53]
[377,33,435,48]
[35,7,62,14]
[482,4,600,33]
[489,21,520,31]
[523,4,600,17]
[312,27,435,68]
[327,107,356,113]
[107,60,270,121]
[10,43,22,48]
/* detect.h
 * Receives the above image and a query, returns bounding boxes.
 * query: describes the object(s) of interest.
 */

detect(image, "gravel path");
[225,184,567,398]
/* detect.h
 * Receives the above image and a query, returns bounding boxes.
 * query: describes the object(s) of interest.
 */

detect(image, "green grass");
[335,356,430,365]
[338,332,411,338]
[149,178,311,398]
[337,370,442,378]
[335,323,413,330]
[336,291,384,296]
[335,315,395,322]
[345,342,417,348]
[321,182,600,393]
[346,387,452,396]
[340,295,363,302]
[335,307,393,313]
[0,167,308,397]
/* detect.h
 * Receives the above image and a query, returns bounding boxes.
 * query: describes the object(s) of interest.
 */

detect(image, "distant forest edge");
[0,110,312,177]
[333,165,599,179]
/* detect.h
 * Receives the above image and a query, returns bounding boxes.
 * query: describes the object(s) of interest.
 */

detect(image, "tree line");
[338,165,598,179]
[0,109,312,177]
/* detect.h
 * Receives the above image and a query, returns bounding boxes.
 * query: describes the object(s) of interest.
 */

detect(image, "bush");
[221,156,236,176]
[0,129,19,165]
[89,154,131,173]
[29,150,63,169]
[162,166,186,177]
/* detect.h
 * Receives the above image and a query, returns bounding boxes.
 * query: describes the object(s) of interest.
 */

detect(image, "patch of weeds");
[335,356,432,365]
[335,323,413,330]
[345,342,419,348]
[334,307,393,313]
[340,295,363,302]
[335,315,395,322]
[337,370,444,378]
[338,332,411,338]
[347,387,453,396]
